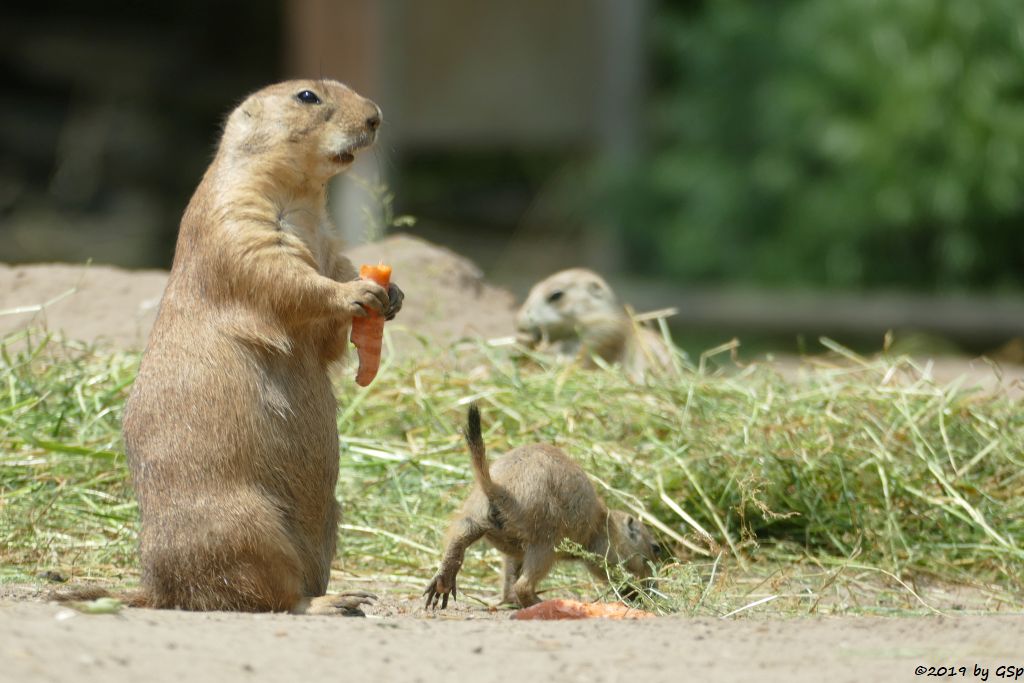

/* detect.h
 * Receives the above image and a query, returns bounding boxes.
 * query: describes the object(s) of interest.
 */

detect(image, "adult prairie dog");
[122,80,403,615]
[424,405,662,609]
[516,268,674,382]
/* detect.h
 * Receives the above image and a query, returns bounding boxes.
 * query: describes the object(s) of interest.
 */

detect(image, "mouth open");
[332,131,375,165]
[515,328,542,346]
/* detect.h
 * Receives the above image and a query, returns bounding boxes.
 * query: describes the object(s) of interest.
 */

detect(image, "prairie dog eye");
[295,90,321,105]
[546,290,564,304]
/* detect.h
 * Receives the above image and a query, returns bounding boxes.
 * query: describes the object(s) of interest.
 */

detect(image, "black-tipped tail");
[464,404,496,499]
[466,404,482,447]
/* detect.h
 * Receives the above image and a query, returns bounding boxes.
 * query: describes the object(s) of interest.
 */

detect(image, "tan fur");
[122,80,399,615]
[424,406,661,609]
[515,268,675,382]
[47,586,149,608]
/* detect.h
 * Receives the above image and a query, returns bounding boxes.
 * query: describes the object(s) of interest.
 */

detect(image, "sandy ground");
[3,598,1022,683]
[3,237,1023,682]
[0,234,518,353]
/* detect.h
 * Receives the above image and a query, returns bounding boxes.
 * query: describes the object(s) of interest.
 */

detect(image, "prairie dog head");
[516,268,622,345]
[221,79,381,183]
[606,510,661,580]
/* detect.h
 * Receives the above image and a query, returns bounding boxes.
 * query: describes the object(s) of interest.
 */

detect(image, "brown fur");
[122,80,401,615]
[424,405,661,609]
[515,268,674,382]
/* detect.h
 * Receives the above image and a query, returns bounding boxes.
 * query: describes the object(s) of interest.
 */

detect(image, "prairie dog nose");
[365,104,382,131]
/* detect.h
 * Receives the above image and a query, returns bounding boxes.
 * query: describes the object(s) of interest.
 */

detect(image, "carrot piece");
[511,598,656,621]
[350,263,392,387]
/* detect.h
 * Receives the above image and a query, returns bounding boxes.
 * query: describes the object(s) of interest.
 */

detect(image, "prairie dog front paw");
[384,281,404,320]
[336,279,388,319]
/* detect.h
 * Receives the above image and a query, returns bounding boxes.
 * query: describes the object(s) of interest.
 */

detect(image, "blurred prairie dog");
[122,80,403,615]
[515,268,674,382]
[424,405,662,609]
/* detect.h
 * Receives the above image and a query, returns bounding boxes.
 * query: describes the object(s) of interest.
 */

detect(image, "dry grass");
[1,328,1022,615]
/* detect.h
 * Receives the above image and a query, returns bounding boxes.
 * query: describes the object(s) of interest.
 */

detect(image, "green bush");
[609,0,1024,290]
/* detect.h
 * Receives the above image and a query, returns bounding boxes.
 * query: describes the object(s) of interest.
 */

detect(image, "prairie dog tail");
[464,404,498,500]
[47,586,149,607]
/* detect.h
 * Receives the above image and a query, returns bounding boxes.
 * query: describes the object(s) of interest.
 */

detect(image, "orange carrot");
[350,263,392,387]
[512,598,656,621]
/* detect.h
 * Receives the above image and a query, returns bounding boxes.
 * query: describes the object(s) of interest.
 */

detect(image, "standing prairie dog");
[122,80,403,615]
[424,405,662,609]
[515,268,674,382]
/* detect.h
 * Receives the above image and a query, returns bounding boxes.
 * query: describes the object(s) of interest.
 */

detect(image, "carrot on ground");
[512,598,656,621]
[350,263,392,387]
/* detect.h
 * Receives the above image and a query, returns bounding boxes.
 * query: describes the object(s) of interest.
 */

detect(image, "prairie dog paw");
[423,573,457,610]
[384,282,404,321]
[338,279,388,319]
[302,591,377,617]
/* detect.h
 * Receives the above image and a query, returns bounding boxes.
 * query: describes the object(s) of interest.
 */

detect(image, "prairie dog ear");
[587,278,619,306]
[241,99,264,121]
[224,98,269,153]
[626,515,642,542]
[236,98,264,130]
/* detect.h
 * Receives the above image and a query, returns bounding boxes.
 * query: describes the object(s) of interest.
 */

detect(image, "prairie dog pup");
[123,80,402,615]
[515,268,674,382]
[424,406,661,609]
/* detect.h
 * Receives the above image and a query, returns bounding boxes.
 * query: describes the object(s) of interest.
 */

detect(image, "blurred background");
[2,0,1023,357]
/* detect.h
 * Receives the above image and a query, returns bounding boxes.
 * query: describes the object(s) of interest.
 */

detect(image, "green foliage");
[0,333,138,577]
[609,0,1024,289]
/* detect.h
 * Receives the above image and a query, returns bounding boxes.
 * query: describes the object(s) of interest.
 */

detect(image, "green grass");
[1,328,1022,615]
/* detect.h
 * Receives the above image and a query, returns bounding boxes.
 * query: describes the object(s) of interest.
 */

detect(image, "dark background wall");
[1,0,282,267]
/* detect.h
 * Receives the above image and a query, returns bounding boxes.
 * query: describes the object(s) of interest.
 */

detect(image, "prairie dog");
[122,80,402,615]
[424,406,662,609]
[515,268,674,382]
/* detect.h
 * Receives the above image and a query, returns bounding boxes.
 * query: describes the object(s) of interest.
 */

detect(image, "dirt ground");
[2,237,1023,682]
[3,597,1022,683]
[0,234,519,353]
